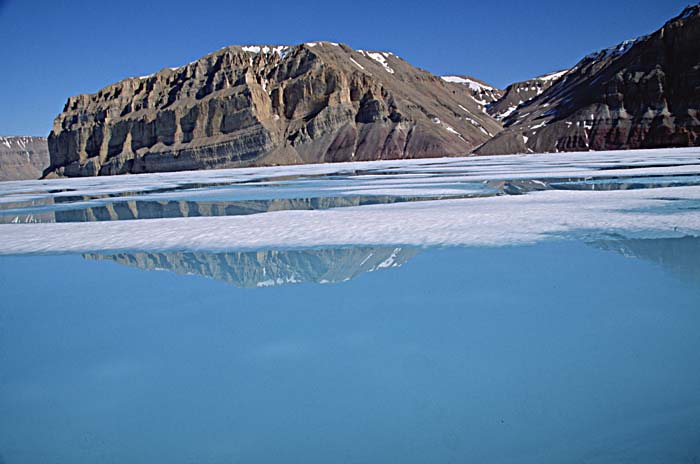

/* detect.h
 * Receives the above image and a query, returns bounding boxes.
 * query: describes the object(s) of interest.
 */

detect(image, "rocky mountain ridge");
[44,42,500,177]
[2,5,697,181]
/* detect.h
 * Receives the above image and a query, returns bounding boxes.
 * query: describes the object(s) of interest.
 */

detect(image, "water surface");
[1,149,700,463]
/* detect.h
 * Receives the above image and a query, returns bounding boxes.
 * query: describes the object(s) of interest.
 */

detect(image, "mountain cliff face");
[0,136,49,181]
[45,42,501,177]
[476,5,700,155]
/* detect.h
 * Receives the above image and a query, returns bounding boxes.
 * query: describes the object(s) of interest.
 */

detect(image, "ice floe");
[0,184,699,254]
[1,148,700,254]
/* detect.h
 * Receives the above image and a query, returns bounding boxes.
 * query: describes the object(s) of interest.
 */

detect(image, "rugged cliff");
[476,5,700,155]
[0,136,49,181]
[45,42,501,177]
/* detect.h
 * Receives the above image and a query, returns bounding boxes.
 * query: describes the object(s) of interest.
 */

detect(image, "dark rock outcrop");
[0,136,49,181]
[476,5,700,155]
[45,43,501,177]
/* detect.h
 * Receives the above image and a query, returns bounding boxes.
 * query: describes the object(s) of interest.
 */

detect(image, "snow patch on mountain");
[584,37,646,62]
[538,70,569,82]
[0,136,35,151]
[361,51,395,74]
[349,57,366,71]
[441,76,495,92]
[241,45,293,58]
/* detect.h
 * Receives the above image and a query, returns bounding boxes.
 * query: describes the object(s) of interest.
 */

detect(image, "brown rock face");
[0,136,49,181]
[45,43,501,177]
[476,5,700,155]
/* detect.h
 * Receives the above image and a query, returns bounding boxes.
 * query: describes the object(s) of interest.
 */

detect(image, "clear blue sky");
[0,0,691,136]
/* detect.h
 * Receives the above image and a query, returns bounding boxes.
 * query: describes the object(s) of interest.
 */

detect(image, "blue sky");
[0,0,691,136]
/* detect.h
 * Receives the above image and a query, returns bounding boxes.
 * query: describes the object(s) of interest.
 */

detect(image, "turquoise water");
[1,241,699,463]
[1,149,700,462]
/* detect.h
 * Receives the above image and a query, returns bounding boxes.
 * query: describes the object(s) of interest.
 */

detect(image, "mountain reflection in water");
[85,247,420,288]
[591,236,700,283]
[82,236,700,288]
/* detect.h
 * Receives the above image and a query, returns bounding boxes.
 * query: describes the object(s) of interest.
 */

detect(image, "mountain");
[484,70,568,121]
[34,5,700,177]
[440,75,504,110]
[0,136,49,181]
[44,42,501,177]
[476,5,700,155]
[84,247,420,287]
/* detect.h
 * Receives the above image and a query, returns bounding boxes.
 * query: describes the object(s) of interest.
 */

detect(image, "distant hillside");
[0,136,49,181]
[485,70,568,121]
[440,75,504,111]
[476,5,700,155]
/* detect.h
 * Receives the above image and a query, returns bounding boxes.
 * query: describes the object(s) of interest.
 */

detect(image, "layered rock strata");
[46,43,501,177]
